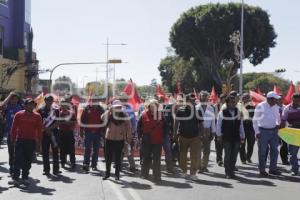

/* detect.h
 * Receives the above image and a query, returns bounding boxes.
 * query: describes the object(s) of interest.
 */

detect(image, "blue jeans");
[289,145,299,173]
[258,128,279,172]
[83,132,101,167]
[163,134,172,169]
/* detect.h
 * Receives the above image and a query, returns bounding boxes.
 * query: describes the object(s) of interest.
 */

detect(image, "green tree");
[170,3,277,88]
[158,54,217,93]
[234,72,289,94]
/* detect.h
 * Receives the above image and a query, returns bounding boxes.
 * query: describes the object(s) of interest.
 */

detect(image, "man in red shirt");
[8,98,43,186]
[80,98,105,172]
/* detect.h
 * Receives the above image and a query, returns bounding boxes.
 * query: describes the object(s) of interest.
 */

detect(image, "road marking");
[106,180,127,200]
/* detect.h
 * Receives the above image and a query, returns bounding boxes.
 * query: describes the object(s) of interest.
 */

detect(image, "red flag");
[256,87,264,96]
[156,85,169,103]
[273,84,282,95]
[209,86,219,104]
[283,81,295,105]
[123,79,142,112]
[249,90,266,106]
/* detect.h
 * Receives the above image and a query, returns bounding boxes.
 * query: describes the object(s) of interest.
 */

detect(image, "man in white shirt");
[196,91,216,173]
[253,91,281,176]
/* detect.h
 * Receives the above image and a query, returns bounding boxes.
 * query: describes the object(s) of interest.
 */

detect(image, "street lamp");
[48,62,107,92]
[103,38,127,100]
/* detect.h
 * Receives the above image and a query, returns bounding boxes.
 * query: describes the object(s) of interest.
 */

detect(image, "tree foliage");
[234,73,289,94]
[169,3,277,87]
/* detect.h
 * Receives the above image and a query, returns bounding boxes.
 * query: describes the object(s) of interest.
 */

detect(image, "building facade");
[0,0,38,94]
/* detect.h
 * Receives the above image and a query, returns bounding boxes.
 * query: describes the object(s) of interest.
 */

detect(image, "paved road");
[0,143,299,200]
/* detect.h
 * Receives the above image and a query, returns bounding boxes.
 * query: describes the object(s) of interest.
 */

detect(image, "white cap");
[111,100,122,107]
[266,91,280,99]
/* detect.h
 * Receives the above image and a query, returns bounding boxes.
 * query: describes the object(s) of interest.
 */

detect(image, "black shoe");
[282,161,290,166]
[259,171,269,177]
[115,176,120,181]
[234,167,238,171]
[217,161,224,167]
[129,167,138,172]
[71,164,76,170]
[92,166,98,171]
[269,170,281,176]
[53,171,62,175]
[103,175,110,180]
[241,160,247,165]
[154,177,162,182]
[43,172,50,176]
[246,159,253,164]
[61,163,66,168]
[82,165,90,172]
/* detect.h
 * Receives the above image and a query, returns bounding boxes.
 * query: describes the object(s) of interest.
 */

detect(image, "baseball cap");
[266,91,280,99]
[24,98,35,105]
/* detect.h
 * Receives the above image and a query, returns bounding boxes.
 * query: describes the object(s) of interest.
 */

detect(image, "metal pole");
[239,0,244,96]
[49,62,106,92]
[106,38,109,100]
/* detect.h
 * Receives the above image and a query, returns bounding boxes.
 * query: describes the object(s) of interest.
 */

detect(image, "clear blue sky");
[32,0,300,87]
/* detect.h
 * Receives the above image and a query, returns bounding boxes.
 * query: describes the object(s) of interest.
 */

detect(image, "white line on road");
[106,180,127,200]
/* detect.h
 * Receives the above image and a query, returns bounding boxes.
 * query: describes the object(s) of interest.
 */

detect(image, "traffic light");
[275,68,286,73]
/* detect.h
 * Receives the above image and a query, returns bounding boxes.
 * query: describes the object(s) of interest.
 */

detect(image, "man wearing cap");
[240,93,256,164]
[196,91,216,173]
[38,94,61,176]
[80,97,105,172]
[174,94,203,180]
[58,99,77,169]
[0,92,23,175]
[8,98,43,185]
[281,93,300,176]
[216,96,245,179]
[253,91,281,176]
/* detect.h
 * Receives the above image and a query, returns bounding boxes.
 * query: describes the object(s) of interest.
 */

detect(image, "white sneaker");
[190,175,198,181]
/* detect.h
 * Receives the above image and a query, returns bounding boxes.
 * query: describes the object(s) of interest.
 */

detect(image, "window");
[0,0,8,5]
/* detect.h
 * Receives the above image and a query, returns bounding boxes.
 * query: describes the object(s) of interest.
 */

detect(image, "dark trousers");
[141,143,162,179]
[224,141,240,176]
[280,140,289,164]
[240,130,255,162]
[7,136,15,173]
[42,133,60,173]
[83,132,101,167]
[60,131,76,165]
[215,138,224,163]
[105,139,124,177]
[13,139,36,180]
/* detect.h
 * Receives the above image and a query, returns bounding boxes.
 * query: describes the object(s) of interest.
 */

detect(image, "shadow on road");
[18,178,56,195]
[111,179,152,190]
[0,186,8,193]
[192,178,233,188]
[48,174,76,184]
